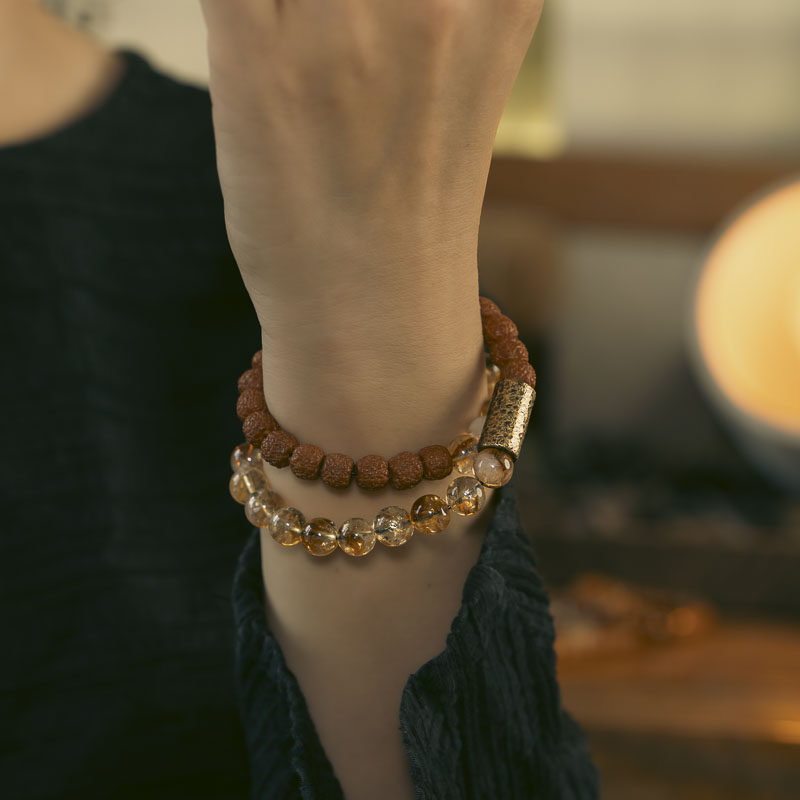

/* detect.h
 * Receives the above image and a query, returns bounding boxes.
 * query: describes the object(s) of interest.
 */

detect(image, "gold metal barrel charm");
[477,379,536,461]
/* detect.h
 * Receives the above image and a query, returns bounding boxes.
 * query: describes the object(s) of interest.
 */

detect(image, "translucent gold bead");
[229,467,267,504]
[486,363,501,390]
[269,507,304,546]
[448,433,477,476]
[473,447,514,488]
[446,476,488,516]
[374,506,414,547]
[410,494,451,536]
[302,518,338,556]
[468,415,487,440]
[245,488,282,527]
[230,442,263,472]
[338,518,376,557]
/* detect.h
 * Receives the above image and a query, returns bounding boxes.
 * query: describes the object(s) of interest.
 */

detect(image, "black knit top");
[0,50,598,799]
[234,486,598,799]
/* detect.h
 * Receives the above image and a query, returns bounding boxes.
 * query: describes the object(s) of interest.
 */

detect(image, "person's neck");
[0,2,122,148]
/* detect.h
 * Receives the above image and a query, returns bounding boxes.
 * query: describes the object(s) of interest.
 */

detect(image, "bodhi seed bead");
[479,296,502,319]
[374,506,414,547]
[446,476,488,516]
[236,389,265,421]
[321,453,355,489]
[338,518,376,557]
[289,443,325,480]
[302,518,338,556]
[356,454,389,491]
[270,507,304,546]
[502,359,536,388]
[490,338,529,367]
[387,451,424,490]
[233,292,536,505]
[418,445,452,481]
[484,315,518,344]
[243,410,278,446]
[237,367,263,393]
[261,430,298,468]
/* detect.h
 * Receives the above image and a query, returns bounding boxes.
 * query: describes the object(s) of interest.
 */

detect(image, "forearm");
[219,80,493,800]
[256,251,493,800]
[259,479,496,800]
[199,3,543,796]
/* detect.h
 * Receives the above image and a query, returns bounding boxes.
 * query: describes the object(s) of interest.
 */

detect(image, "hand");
[199,0,544,321]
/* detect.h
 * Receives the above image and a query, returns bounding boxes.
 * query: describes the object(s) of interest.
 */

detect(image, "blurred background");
[45,0,800,796]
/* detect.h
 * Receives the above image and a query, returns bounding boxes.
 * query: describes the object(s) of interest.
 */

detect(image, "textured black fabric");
[234,481,598,799]
[0,50,258,799]
[1,50,598,799]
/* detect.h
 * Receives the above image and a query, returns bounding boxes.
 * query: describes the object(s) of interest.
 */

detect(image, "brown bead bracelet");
[236,296,536,491]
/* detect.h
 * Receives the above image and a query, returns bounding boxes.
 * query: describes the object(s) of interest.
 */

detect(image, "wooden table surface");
[556,621,800,798]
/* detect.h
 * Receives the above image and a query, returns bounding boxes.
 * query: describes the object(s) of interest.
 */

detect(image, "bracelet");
[228,296,537,557]
[235,296,536,491]
[229,437,510,557]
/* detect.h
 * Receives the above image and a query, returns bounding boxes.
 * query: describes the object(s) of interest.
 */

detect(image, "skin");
[198,2,543,798]
[0,1,121,148]
[5,2,544,798]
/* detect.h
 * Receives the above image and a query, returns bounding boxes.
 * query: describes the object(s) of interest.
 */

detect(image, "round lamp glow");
[687,176,800,493]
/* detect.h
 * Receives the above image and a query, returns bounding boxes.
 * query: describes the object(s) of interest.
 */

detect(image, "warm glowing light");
[771,719,800,745]
[695,179,800,435]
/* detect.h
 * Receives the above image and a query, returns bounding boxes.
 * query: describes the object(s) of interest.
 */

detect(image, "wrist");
[255,256,484,454]
[241,216,483,318]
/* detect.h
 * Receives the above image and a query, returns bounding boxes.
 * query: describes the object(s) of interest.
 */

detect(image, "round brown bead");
[261,430,298,468]
[237,367,263,393]
[290,444,325,480]
[483,314,519,344]
[479,296,502,319]
[243,410,278,446]
[356,454,389,491]
[236,389,266,421]
[321,453,355,489]
[418,445,453,480]
[501,359,537,388]
[387,451,424,490]
[490,338,529,367]
[251,350,263,369]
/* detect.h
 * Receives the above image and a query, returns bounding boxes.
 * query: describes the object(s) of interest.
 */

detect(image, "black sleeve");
[232,480,599,799]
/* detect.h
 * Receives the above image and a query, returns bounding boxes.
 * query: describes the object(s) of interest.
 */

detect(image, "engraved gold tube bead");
[477,379,536,461]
